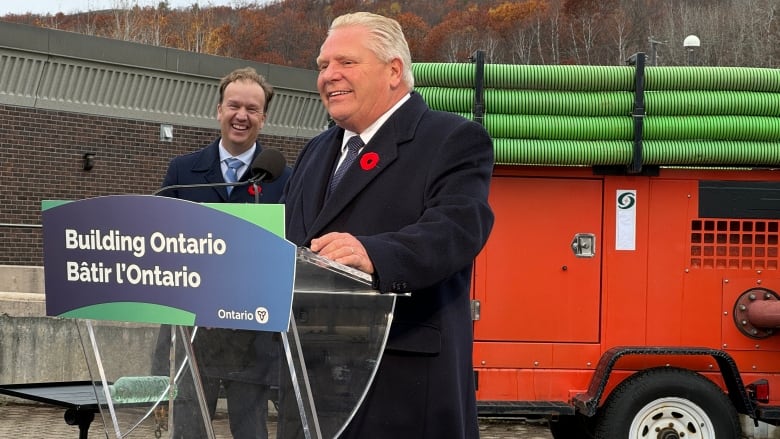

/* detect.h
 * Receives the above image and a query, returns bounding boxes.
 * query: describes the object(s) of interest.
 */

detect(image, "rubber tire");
[549,413,595,439]
[594,367,741,439]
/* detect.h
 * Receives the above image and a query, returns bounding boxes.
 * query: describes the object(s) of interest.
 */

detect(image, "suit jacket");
[284,92,494,438]
[154,138,291,383]
[160,138,290,203]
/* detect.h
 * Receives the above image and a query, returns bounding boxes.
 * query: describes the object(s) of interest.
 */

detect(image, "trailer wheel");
[549,413,594,439]
[594,367,741,439]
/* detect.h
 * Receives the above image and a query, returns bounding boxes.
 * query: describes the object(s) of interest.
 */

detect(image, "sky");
[0,0,254,16]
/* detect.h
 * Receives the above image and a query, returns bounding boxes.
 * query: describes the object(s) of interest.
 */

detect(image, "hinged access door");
[473,177,602,343]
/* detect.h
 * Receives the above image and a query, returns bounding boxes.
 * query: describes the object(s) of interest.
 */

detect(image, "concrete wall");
[0,20,325,137]
[0,265,160,401]
[0,20,323,266]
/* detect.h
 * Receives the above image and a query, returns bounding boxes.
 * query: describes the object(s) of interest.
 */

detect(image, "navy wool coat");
[153,139,291,383]
[283,92,494,439]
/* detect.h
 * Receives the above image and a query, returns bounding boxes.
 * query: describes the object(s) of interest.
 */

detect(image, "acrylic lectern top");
[75,246,395,439]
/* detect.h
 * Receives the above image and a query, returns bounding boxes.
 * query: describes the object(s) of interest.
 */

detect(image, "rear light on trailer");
[747,379,770,403]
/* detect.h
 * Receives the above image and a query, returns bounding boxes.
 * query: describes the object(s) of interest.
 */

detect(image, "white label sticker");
[616,190,636,251]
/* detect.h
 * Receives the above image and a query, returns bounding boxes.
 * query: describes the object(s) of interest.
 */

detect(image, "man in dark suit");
[283,12,494,439]
[155,67,290,439]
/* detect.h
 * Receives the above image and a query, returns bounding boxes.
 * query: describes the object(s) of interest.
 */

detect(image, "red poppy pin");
[248,184,262,196]
[360,152,379,171]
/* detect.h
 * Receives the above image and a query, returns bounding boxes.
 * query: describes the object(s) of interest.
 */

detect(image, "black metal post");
[630,52,646,174]
[470,50,485,126]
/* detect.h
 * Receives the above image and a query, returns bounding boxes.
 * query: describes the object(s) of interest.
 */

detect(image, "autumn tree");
[394,11,431,62]
[562,0,620,64]
[6,0,780,67]
[487,0,547,64]
[427,5,494,62]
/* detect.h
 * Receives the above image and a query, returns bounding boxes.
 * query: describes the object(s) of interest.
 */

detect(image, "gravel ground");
[0,402,554,438]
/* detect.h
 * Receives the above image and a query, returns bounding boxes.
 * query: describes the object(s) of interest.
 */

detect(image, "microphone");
[248,147,286,184]
[154,148,287,197]
[246,148,287,203]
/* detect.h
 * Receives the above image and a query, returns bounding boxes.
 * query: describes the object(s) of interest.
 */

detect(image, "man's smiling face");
[316,25,402,133]
[217,79,267,155]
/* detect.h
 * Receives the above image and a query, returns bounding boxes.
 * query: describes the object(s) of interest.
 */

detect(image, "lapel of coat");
[304,93,426,241]
[191,139,230,201]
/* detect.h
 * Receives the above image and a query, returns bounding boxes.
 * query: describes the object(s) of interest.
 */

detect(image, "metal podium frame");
[76,247,396,439]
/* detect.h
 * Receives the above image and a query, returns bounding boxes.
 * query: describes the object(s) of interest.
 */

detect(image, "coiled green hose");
[418,87,780,117]
[467,114,780,141]
[476,114,633,140]
[645,116,780,141]
[418,87,634,116]
[492,139,632,166]
[412,62,780,167]
[645,91,780,116]
[414,63,635,91]
[646,67,780,92]
[493,139,779,166]
[414,63,780,92]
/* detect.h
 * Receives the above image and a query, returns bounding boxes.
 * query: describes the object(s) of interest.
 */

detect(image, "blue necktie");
[330,135,364,193]
[224,157,243,195]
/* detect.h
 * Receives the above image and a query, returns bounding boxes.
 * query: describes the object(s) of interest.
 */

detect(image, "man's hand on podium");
[311,232,375,274]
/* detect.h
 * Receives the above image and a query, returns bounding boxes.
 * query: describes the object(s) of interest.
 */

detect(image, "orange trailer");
[472,165,780,437]
[412,53,780,438]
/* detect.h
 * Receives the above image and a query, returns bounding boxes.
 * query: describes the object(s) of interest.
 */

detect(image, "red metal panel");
[473,167,780,407]
[601,177,651,348]
[644,179,719,346]
[473,176,602,343]
[473,342,601,370]
[723,276,780,355]
[475,368,595,402]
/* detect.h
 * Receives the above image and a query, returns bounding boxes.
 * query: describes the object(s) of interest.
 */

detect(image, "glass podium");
[73,247,396,439]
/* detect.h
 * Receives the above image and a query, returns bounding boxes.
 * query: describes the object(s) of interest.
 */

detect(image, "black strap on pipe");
[629,52,646,173]
[470,50,485,126]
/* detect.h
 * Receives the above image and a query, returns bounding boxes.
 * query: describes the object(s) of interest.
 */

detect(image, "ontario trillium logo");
[617,191,636,209]
[255,307,269,324]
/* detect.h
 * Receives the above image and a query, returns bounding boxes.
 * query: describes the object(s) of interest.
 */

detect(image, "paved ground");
[0,403,554,438]
[479,418,553,439]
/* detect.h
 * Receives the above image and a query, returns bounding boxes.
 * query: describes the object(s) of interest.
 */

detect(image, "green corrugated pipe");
[413,63,780,93]
[417,87,780,117]
[478,114,633,140]
[492,138,633,165]
[643,140,780,165]
[646,66,780,92]
[413,63,473,88]
[466,114,780,142]
[645,91,780,116]
[485,64,635,91]
[645,116,780,141]
[413,63,635,91]
[494,139,780,166]
[412,62,780,166]
[415,87,473,113]
[416,87,634,116]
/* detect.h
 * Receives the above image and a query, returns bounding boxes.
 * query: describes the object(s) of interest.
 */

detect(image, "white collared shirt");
[334,93,411,170]
[219,143,256,180]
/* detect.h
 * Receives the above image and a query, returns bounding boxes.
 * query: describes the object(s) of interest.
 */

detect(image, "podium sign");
[42,195,295,332]
[40,195,395,439]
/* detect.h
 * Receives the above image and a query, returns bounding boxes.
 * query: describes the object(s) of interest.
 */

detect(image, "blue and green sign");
[42,195,295,332]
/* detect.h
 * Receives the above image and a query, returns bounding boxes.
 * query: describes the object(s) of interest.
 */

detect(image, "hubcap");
[629,397,715,439]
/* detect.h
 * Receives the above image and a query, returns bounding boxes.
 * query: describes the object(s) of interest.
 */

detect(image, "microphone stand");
[252,183,260,203]
[155,173,271,200]
[150,153,278,437]
[250,172,269,204]
[155,148,285,198]
[153,180,248,196]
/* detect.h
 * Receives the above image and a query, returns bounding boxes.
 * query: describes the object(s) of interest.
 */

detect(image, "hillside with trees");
[2,0,778,68]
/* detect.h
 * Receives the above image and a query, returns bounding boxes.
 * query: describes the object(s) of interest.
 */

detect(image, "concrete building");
[0,19,323,387]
